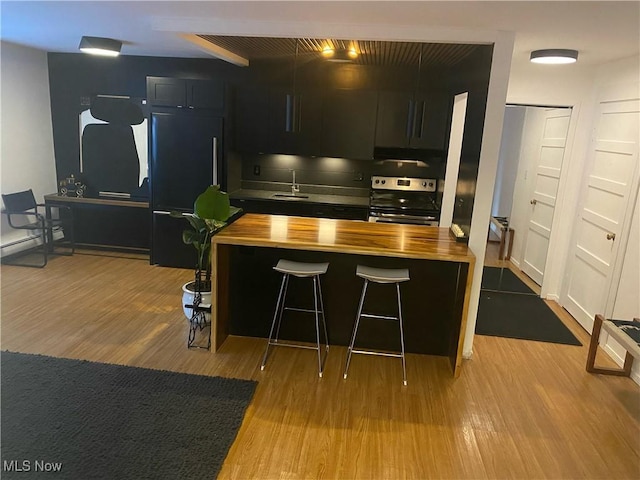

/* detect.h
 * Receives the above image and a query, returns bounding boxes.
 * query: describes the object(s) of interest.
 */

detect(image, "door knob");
[530,199,537,205]
[606,232,616,241]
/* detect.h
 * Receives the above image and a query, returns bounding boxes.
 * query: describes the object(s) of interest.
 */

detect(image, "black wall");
[47,47,493,218]
[47,53,243,186]
[448,45,494,234]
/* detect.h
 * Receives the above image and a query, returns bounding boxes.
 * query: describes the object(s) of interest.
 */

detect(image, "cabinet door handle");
[295,94,302,133]
[406,100,415,139]
[285,94,294,132]
[530,199,537,205]
[414,101,426,139]
[606,232,616,241]
[212,137,218,186]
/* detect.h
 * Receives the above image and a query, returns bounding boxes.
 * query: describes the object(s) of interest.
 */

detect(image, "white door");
[563,87,640,332]
[521,108,571,285]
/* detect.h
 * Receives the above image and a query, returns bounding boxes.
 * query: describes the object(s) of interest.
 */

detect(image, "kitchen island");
[211,213,475,377]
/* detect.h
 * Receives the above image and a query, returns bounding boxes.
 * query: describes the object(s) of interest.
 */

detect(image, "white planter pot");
[182,282,212,322]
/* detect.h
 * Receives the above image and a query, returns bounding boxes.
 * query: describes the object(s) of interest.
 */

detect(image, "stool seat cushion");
[356,265,410,283]
[274,259,329,277]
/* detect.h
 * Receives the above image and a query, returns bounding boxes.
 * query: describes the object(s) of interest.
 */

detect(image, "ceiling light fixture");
[79,36,122,57]
[530,49,578,64]
[321,46,358,62]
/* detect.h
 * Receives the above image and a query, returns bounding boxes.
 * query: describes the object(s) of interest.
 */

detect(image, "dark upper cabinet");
[375,61,451,151]
[234,57,320,155]
[234,61,377,159]
[375,89,450,150]
[267,87,323,156]
[234,85,271,153]
[147,76,224,109]
[233,85,323,155]
[320,89,377,159]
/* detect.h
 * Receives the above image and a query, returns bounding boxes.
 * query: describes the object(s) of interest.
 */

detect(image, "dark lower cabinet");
[151,213,197,269]
[231,198,368,221]
[229,246,463,356]
[310,204,368,220]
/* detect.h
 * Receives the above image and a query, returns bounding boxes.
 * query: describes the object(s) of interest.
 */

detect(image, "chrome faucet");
[291,169,300,194]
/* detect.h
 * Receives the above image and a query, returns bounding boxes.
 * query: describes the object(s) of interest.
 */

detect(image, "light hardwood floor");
[1,248,639,479]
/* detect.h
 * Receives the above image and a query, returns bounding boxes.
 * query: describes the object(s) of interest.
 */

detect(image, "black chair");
[1,189,74,267]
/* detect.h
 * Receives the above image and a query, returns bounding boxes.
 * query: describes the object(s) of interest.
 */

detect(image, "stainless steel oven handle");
[376,212,437,221]
[370,213,438,225]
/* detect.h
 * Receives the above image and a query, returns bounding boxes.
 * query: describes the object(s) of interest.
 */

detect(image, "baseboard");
[546,293,560,303]
[0,231,64,258]
[510,257,521,269]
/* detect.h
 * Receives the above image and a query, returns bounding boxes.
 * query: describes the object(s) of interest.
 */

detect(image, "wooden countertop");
[44,194,149,208]
[214,213,475,263]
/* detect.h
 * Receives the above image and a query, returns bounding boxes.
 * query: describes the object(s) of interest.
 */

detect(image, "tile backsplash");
[240,153,373,189]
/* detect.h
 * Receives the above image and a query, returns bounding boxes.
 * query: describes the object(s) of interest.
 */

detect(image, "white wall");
[505,55,640,304]
[492,105,525,219]
[1,41,57,254]
[508,55,640,384]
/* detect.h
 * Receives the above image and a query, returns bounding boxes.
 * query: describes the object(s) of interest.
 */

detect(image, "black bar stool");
[343,265,410,385]
[261,259,330,377]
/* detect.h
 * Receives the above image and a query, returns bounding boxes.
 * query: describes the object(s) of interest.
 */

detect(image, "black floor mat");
[475,290,582,346]
[481,267,536,294]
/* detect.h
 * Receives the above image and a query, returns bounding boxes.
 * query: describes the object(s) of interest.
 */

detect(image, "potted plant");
[171,185,240,323]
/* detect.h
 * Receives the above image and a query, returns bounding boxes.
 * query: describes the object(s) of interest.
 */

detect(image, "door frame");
[500,103,577,299]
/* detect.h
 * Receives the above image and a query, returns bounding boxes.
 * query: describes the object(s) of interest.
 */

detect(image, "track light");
[321,46,358,63]
[530,49,578,64]
[79,36,122,57]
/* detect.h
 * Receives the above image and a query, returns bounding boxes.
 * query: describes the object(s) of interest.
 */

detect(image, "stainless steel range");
[368,175,440,226]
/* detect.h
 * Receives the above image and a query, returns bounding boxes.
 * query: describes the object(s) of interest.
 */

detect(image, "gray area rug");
[1,351,257,479]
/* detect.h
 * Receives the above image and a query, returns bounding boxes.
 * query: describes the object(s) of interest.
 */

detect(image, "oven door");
[368,211,439,226]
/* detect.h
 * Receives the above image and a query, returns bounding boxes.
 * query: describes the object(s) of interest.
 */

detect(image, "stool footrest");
[184,304,212,313]
[284,307,325,315]
[267,340,325,351]
[350,349,403,358]
[360,313,398,321]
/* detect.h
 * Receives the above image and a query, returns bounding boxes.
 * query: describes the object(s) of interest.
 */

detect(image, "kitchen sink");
[272,193,310,199]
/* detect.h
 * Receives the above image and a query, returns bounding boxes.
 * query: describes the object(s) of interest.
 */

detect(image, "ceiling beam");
[179,34,249,67]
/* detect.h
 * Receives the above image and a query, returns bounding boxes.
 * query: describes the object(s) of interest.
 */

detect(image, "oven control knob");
[422,181,427,187]
[374,179,379,184]
[381,180,386,184]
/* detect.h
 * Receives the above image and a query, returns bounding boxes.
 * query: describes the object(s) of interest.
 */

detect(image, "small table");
[44,194,150,252]
[491,216,514,260]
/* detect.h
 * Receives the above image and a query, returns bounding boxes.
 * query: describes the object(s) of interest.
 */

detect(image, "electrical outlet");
[253,165,261,176]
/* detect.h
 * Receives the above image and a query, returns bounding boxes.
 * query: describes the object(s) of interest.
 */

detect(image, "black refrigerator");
[149,109,224,268]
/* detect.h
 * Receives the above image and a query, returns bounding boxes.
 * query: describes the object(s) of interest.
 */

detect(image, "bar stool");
[343,265,410,386]
[261,259,330,377]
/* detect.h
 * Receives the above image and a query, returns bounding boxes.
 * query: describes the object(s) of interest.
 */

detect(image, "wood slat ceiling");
[197,36,478,67]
